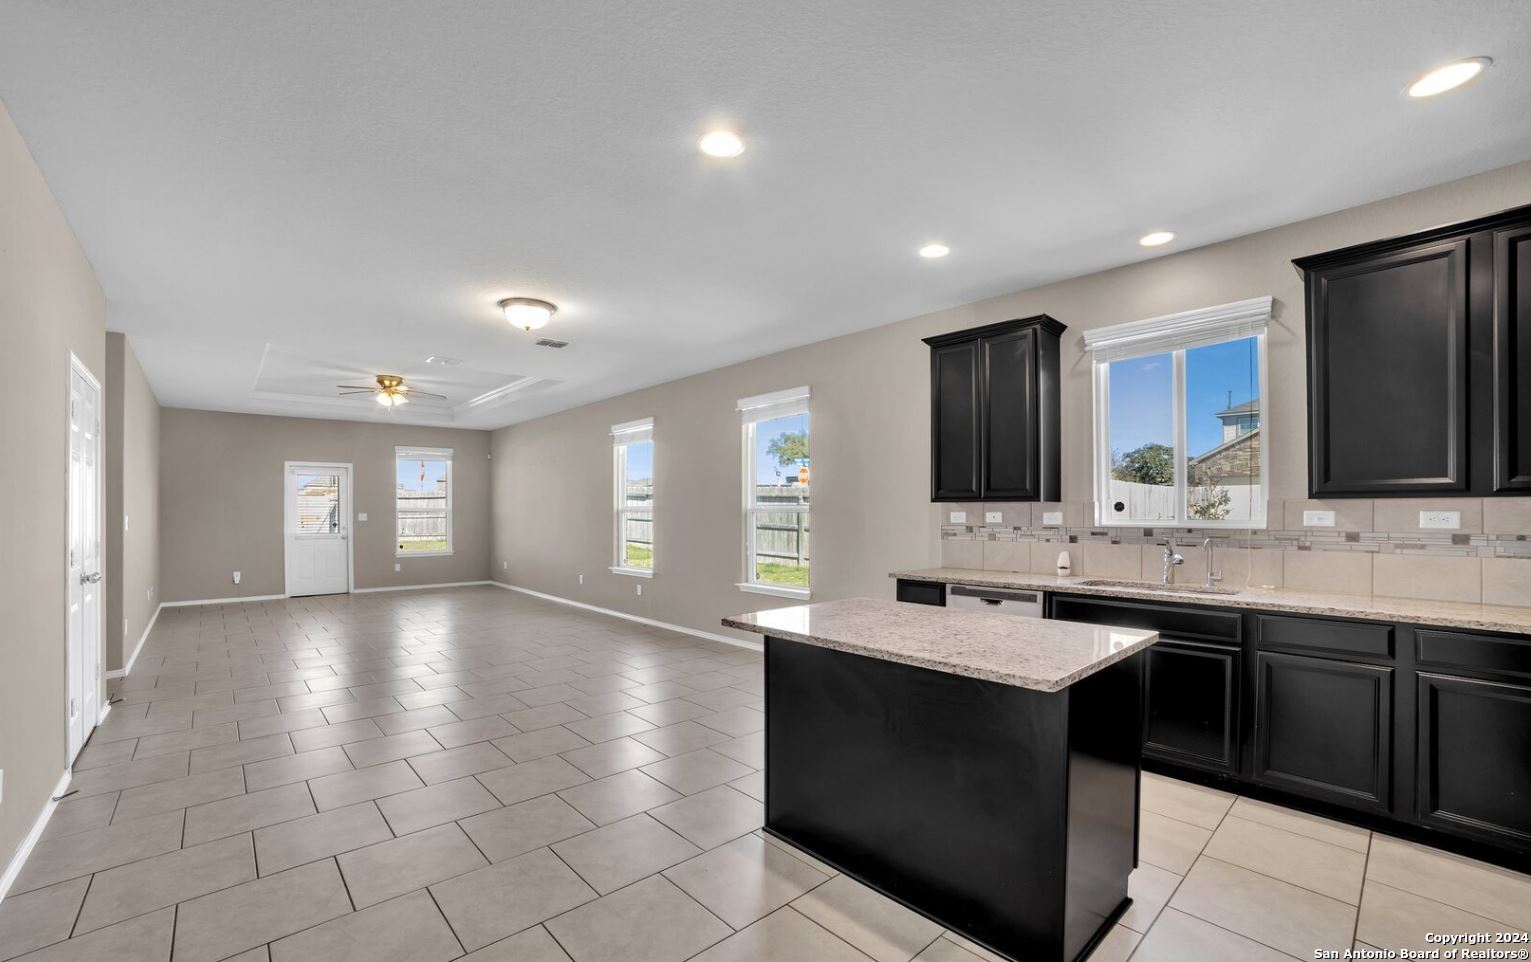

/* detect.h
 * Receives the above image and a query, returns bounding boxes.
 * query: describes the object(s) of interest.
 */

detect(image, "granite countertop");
[889,567,1531,635]
[722,597,1157,692]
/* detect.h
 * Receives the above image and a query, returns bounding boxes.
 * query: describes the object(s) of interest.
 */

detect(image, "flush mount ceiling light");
[498,297,558,332]
[1138,230,1176,247]
[918,243,950,259]
[698,130,746,158]
[1407,57,1492,98]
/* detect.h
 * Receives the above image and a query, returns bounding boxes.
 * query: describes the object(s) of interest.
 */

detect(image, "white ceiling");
[2,1,1529,428]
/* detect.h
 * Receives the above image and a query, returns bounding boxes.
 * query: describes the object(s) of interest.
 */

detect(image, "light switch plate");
[1303,510,1336,527]
[949,511,967,524]
[1042,511,1064,526]
[357,512,368,521]
[984,511,1003,524]
[1420,510,1461,529]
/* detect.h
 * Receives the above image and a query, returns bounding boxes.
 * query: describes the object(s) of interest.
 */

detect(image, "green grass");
[398,539,448,553]
[624,544,653,568]
[755,561,809,587]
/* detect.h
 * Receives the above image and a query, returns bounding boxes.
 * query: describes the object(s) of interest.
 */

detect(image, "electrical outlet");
[502,561,508,570]
[984,511,1003,524]
[1,769,5,806]
[394,563,401,572]
[147,586,153,601]
[232,571,241,585]
[636,584,642,596]
[123,617,128,640]
[357,512,368,522]
[1303,510,1336,527]
[948,511,967,524]
[578,574,584,585]
[1041,511,1063,526]
[1420,510,1461,529]
[124,514,129,532]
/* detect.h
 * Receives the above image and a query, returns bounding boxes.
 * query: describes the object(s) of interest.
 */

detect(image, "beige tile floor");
[1,585,1527,961]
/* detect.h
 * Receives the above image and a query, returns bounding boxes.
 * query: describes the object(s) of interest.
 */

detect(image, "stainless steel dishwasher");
[945,584,1045,618]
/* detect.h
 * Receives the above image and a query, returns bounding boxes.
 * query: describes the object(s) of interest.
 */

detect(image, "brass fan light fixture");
[336,374,446,408]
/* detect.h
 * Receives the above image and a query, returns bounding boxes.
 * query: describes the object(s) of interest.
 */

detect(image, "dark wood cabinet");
[1253,652,1392,812]
[925,316,1063,502]
[1495,221,1531,491]
[1295,202,1531,497]
[1144,641,1241,774]
[1417,673,1531,850]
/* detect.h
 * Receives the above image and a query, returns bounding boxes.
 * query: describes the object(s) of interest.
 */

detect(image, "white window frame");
[1086,297,1271,529]
[394,446,454,557]
[610,418,654,578]
[737,386,811,599]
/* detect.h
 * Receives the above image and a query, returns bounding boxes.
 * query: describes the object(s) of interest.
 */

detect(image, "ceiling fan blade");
[401,389,449,400]
[337,384,378,390]
[337,390,376,396]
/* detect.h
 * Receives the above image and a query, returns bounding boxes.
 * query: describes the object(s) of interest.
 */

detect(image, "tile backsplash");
[937,498,1531,607]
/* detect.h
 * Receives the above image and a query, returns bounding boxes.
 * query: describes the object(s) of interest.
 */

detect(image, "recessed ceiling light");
[1139,231,1176,247]
[698,130,746,158]
[918,243,950,259]
[1407,57,1492,98]
[498,297,558,332]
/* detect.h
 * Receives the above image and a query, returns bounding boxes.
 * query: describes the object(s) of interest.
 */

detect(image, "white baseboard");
[161,592,287,608]
[0,769,72,904]
[492,581,762,652]
[106,602,162,680]
[351,580,493,594]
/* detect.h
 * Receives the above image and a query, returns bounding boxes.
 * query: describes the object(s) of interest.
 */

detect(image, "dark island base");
[764,636,1145,962]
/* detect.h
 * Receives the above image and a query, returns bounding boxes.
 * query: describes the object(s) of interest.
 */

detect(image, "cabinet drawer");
[1051,595,1241,644]
[1256,614,1393,660]
[1416,630,1531,679]
[895,579,946,607]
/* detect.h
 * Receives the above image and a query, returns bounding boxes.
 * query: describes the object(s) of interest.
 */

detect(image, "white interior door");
[285,463,351,597]
[66,356,103,761]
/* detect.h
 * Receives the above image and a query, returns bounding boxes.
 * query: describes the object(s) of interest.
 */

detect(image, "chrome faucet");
[1202,537,1224,589]
[1161,539,1184,584]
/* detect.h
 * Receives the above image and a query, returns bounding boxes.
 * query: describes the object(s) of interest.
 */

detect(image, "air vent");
[425,355,463,366]
[534,338,569,349]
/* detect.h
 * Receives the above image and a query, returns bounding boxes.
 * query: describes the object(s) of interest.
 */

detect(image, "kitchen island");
[722,598,1159,962]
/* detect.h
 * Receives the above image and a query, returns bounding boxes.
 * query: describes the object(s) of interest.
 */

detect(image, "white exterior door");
[66,356,103,761]
[284,463,351,597]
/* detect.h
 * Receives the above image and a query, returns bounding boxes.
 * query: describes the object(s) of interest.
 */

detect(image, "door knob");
[80,571,103,584]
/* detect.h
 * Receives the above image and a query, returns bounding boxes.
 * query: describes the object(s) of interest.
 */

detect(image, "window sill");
[737,582,810,600]
[395,549,455,558]
[609,566,654,579]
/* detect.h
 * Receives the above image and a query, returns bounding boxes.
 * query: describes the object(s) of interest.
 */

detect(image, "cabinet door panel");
[1143,641,1239,774]
[931,341,981,500]
[1495,222,1531,491]
[1417,673,1531,849]
[1308,238,1468,494]
[1254,653,1391,812]
[981,329,1039,500]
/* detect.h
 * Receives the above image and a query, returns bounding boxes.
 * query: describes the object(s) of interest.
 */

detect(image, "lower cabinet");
[1144,641,1240,775]
[1417,672,1531,849]
[1253,652,1392,813]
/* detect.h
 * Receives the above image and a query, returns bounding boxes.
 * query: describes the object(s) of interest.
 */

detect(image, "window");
[395,447,453,556]
[1086,297,1270,528]
[611,418,654,576]
[738,386,810,598]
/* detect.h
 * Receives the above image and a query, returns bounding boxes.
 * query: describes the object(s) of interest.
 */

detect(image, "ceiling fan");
[336,374,446,409]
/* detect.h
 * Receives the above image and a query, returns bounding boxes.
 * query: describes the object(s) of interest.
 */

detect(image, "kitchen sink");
[1075,579,1240,596]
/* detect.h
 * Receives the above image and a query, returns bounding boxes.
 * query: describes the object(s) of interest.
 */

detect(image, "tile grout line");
[1352,831,1373,948]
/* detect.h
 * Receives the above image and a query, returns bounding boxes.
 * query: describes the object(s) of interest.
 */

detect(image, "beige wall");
[0,101,107,875]
[104,333,160,672]
[492,160,1531,639]
[159,409,492,601]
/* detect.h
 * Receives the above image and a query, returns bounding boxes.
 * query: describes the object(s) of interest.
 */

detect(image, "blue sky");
[754,412,809,483]
[1108,337,1258,457]
[397,457,448,494]
[625,440,653,482]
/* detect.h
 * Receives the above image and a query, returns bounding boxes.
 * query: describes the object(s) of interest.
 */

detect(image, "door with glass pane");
[284,462,351,597]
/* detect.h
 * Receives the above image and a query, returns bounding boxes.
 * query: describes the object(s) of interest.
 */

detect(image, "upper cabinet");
[1295,203,1531,497]
[924,315,1064,502]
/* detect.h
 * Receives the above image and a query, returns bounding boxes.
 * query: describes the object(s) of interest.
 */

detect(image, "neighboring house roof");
[1191,426,1259,465]
[1215,399,1259,419]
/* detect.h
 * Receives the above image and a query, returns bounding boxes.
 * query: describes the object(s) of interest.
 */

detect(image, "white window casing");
[395,446,454,556]
[1087,297,1271,528]
[611,418,655,577]
[738,387,811,598]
